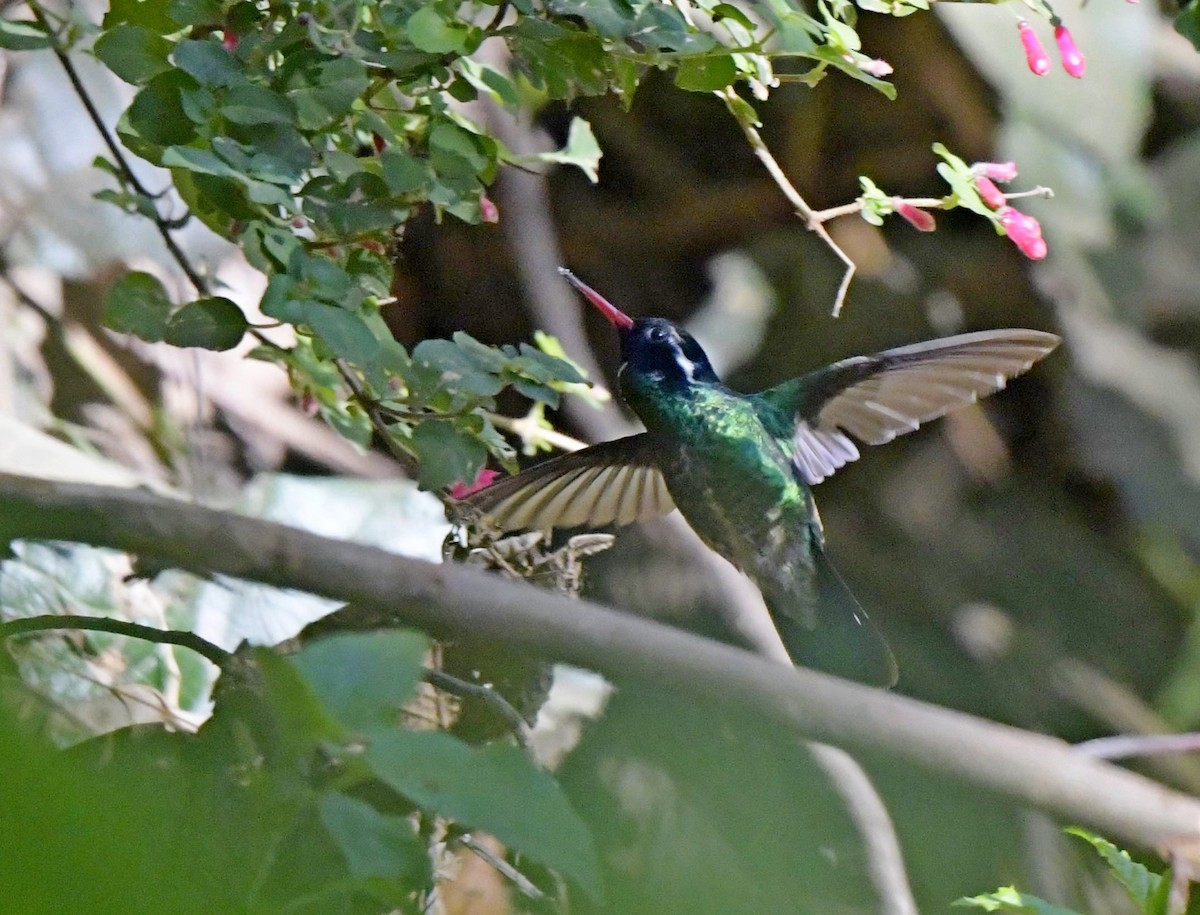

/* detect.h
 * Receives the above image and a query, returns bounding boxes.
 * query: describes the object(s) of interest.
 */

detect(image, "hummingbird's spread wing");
[457,433,674,532]
[758,329,1060,484]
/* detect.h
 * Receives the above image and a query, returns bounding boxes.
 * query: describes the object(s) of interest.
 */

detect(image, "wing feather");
[459,433,675,532]
[761,329,1059,484]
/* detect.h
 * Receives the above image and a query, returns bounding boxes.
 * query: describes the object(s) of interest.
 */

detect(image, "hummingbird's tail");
[764,549,898,687]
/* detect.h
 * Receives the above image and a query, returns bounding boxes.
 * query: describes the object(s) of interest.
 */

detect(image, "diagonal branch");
[720,88,857,317]
[0,472,1199,851]
[29,4,210,297]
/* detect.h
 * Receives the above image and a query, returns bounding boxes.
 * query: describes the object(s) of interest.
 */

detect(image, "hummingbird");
[462,269,1060,685]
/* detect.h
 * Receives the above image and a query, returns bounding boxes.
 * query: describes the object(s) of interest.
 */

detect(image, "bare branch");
[0,473,1199,849]
[0,612,231,667]
[719,88,857,316]
[809,743,919,915]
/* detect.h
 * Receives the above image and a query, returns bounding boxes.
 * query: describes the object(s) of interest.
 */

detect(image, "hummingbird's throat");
[558,268,635,331]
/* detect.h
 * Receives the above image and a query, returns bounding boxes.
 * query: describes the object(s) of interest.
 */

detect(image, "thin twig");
[423,669,533,745]
[456,833,545,900]
[29,4,210,297]
[0,613,231,666]
[332,358,421,479]
[1075,733,1200,762]
[719,88,857,316]
[488,410,588,454]
[808,743,920,915]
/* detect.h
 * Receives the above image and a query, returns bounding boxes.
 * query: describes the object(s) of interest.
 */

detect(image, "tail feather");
[765,549,898,687]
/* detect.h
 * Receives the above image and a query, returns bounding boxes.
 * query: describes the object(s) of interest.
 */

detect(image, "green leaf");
[289,57,370,130]
[364,730,602,898]
[167,0,223,27]
[407,6,469,54]
[173,39,245,88]
[381,150,430,195]
[93,25,173,85]
[220,84,295,125]
[250,646,342,759]
[1065,829,1166,915]
[1177,0,1200,52]
[0,19,54,50]
[410,421,487,490]
[675,54,738,92]
[162,145,243,179]
[526,116,602,183]
[104,0,177,33]
[103,271,172,342]
[456,58,521,110]
[123,71,200,152]
[292,631,430,733]
[711,4,755,29]
[318,793,429,884]
[302,303,381,366]
[953,886,1081,914]
[164,297,249,351]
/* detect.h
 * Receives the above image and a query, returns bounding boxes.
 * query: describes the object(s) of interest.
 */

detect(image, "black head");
[621,317,719,389]
[559,268,719,390]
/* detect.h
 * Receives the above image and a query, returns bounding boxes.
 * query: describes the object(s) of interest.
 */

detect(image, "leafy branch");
[1,471,1198,853]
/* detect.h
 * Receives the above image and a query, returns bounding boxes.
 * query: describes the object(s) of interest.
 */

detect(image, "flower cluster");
[1017,18,1085,79]
[970,162,1047,260]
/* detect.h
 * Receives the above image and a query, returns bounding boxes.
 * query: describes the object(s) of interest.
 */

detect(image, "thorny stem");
[30,3,211,297]
[0,613,231,667]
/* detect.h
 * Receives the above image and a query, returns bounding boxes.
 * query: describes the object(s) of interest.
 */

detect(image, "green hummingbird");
[463,269,1060,685]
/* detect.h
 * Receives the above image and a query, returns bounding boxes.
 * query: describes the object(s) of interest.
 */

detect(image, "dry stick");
[30,4,210,297]
[2,474,1198,851]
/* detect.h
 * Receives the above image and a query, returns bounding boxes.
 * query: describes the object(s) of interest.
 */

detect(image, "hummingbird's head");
[559,268,718,390]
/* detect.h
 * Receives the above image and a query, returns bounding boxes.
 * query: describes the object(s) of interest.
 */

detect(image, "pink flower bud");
[480,195,500,224]
[975,176,1006,209]
[973,161,1018,182]
[997,206,1047,260]
[1017,20,1051,76]
[861,58,894,78]
[449,468,501,500]
[1054,24,1086,78]
[222,31,239,51]
[894,201,936,232]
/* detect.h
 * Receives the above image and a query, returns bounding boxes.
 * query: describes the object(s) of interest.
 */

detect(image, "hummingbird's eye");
[648,326,668,343]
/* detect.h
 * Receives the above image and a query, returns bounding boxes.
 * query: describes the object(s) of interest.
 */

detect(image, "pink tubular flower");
[973,161,1018,182]
[1054,23,1086,78]
[222,30,239,51]
[997,206,1047,260]
[480,195,500,224]
[1017,20,1051,76]
[975,176,1006,209]
[449,468,501,500]
[894,201,936,232]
